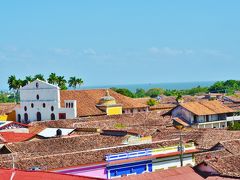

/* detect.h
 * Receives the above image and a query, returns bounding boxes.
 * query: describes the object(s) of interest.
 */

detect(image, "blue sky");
[1,0,240,89]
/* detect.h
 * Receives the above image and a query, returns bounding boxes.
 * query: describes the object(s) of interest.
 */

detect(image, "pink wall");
[55,164,107,179]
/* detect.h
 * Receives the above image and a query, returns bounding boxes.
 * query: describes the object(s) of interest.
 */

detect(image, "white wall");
[152,154,194,171]
[15,80,77,123]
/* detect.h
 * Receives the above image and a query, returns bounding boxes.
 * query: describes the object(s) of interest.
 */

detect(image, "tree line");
[111,80,240,98]
[8,73,83,91]
[6,73,83,103]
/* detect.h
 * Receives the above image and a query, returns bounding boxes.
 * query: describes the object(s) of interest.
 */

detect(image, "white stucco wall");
[152,154,194,171]
[15,80,77,123]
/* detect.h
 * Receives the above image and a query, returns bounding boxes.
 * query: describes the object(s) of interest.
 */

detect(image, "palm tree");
[33,74,45,81]
[8,75,17,91]
[22,76,33,86]
[57,76,67,90]
[68,77,83,89]
[7,75,23,103]
[47,73,59,85]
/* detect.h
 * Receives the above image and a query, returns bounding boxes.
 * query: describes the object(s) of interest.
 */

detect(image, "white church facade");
[15,79,77,123]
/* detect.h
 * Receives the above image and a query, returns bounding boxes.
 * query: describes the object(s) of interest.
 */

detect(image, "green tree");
[146,88,164,98]
[48,73,59,85]
[228,121,240,130]
[135,88,146,98]
[33,74,45,81]
[7,75,23,103]
[68,76,84,89]
[112,88,135,98]
[57,76,67,90]
[147,98,157,106]
[22,76,33,86]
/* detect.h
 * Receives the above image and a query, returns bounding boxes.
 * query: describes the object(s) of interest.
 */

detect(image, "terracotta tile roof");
[204,154,240,178]
[3,134,126,154]
[224,96,240,103]
[0,168,99,180]
[0,132,36,143]
[118,166,204,180]
[0,103,18,115]
[213,139,240,155]
[60,89,147,117]
[180,100,235,115]
[29,112,172,130]
[152,129,240,150]
[0,139,180,170]
[173,117,190,127]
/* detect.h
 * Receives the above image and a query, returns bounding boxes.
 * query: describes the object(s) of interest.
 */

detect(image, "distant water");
[80,81,215,92]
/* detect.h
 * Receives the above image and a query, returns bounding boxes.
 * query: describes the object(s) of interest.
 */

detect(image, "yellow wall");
[106,106,122,115]
[0,111,16,121]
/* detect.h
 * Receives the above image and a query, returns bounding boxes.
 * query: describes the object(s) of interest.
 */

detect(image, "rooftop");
[0,132,35,143]
[60,89,147,117]
[0,168,99,180]
[180,100,235,116]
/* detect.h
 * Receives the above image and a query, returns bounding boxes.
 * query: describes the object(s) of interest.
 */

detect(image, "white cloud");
[149,47,194,56]
[50,48,72,55]
[202,49,229,58]
[82,48,96,56]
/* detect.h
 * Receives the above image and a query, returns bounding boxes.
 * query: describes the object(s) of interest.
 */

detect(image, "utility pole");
[179,129,183,167]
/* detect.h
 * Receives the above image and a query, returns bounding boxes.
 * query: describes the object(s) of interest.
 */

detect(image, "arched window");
[36,94,39,100]
[36,82,39,88]
[24,106,27,111]
[66,103,68,108]
[43,103,46,108]
[17,114,21,122]
[24,113,28,123]
[31,103,34,108]
[51,113,55,120]
[51,106,54,111]
[37,112,41,121]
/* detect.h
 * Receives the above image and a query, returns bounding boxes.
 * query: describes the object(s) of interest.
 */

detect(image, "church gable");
[20,79,59,90]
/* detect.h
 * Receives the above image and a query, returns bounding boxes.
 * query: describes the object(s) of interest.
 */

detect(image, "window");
[31,103,34,108]
[51,113,55,120]
[36,82,39,88]
[24,113,28,123]
[24,106,27,111]
[66,103,68,108]
[51,106,54,111]
[37,112,41,121]
[17,114,21,122]
[71,103,73,108]
[59,113,66,119]
[36,94,39,100]
[43,103,46,108]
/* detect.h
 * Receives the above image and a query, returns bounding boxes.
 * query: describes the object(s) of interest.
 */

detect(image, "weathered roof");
[204,154,240,178]
[0,103,18,115]
[2,134,126,154]
[29,112,172,131]
[180,100,235,115]
[0,168,99,180]
[173,117,190,127]
[60,89,147,117]
[0,139,180,170]
[119,166,204,180]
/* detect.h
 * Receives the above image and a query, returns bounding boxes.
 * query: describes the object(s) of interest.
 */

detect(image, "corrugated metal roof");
[38,128,75,138]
